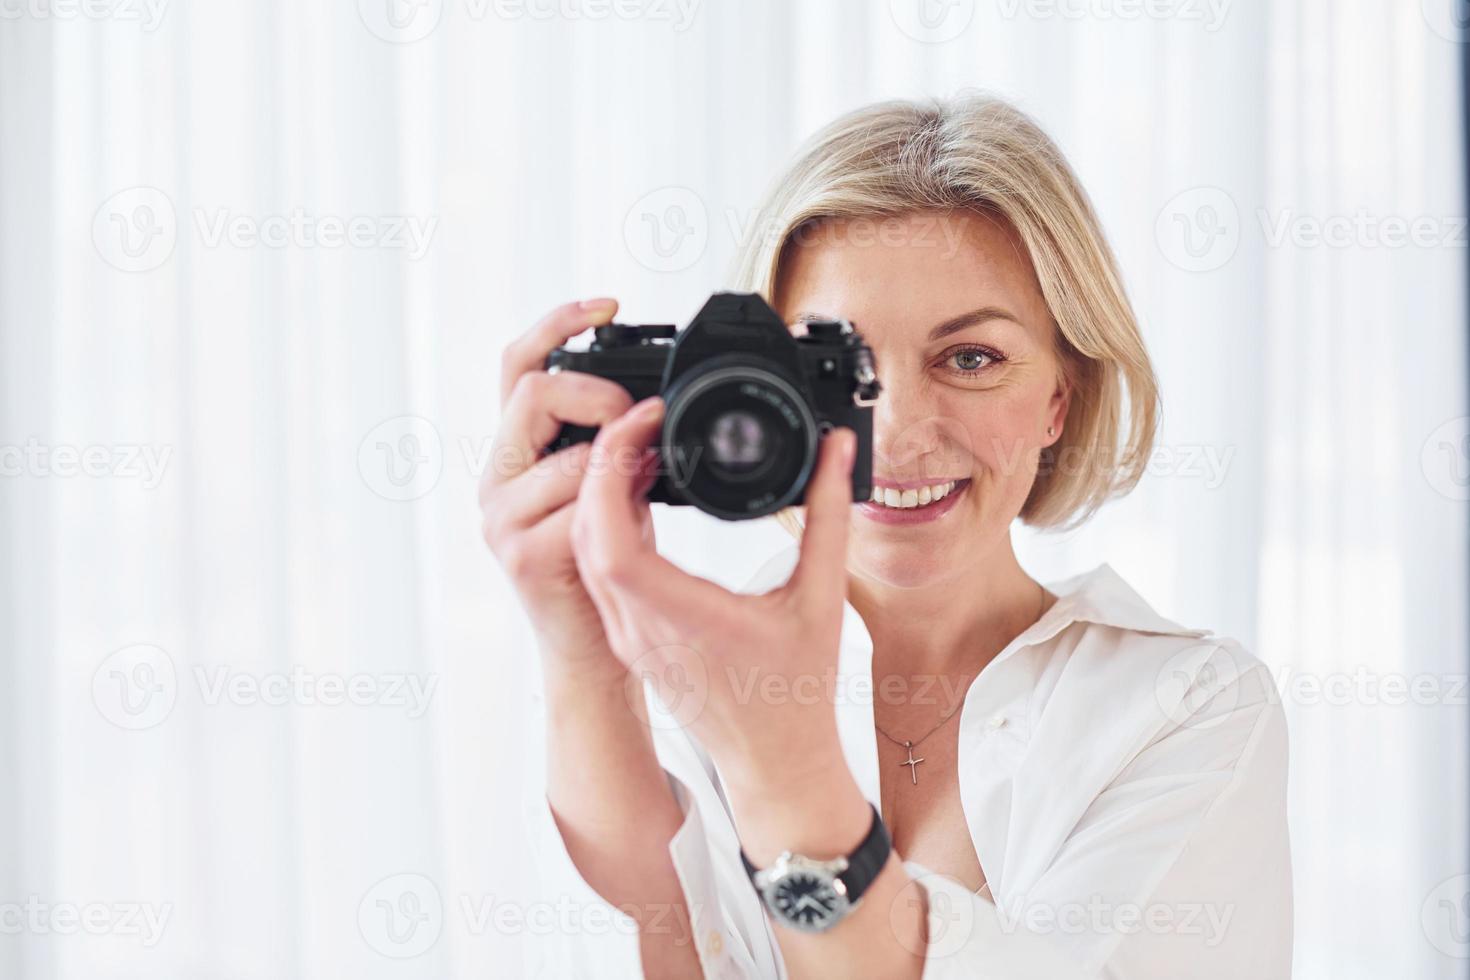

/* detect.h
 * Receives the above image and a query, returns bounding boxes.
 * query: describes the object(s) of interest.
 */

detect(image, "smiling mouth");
[865,478,970,511]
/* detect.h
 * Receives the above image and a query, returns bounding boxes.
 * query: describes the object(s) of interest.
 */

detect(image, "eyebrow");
[794,306,1025,341]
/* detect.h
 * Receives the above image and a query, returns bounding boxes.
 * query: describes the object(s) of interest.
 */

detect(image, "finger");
[481,441,593,534]
[785,428,857,612]
[502,499,629,646]
[485,371,635,486]
[572,397,731,612]
[499,298,619,410]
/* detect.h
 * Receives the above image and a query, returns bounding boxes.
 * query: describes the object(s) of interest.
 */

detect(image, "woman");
[482,96,1291,979]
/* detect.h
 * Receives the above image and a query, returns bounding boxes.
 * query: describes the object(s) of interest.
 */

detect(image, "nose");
[871,377,950,473]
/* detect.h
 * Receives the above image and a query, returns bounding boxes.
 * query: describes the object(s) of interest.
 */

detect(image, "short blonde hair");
[732,94,1159,533]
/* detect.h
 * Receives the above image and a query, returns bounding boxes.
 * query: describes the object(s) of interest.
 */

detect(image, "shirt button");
[987,714,1007,730]
[705,929,724,956]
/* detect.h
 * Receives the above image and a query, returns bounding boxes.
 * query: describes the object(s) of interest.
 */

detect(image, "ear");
[1045,374,1072,447]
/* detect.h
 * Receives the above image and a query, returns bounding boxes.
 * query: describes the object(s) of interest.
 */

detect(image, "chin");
[849,531,966,591]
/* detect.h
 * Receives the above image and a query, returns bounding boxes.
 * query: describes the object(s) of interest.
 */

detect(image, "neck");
[847,536,1048,680]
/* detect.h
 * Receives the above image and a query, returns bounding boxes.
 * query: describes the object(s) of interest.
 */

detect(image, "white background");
[0,0,1466,977]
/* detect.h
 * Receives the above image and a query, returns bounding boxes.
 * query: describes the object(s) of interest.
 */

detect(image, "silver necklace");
[874,582,1047,785]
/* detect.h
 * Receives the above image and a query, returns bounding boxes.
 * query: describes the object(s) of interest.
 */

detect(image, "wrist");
[719,744,872,868]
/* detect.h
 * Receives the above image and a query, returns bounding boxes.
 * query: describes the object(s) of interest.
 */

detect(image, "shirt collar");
[741,546,1208,666]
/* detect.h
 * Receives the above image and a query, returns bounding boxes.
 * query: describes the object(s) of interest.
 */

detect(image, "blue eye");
[943,345,1003,374]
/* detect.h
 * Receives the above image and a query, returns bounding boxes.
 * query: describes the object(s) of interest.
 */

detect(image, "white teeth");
[868,480,960,509]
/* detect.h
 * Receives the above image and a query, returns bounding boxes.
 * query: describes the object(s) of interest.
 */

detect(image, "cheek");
[943,389,1043,479]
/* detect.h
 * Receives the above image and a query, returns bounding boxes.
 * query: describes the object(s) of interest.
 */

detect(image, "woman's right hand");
[480,298,641,674]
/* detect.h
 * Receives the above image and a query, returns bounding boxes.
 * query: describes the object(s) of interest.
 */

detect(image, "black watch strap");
[740,803,892,903]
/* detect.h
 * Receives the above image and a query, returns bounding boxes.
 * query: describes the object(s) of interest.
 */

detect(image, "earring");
[1047,426,1055,437]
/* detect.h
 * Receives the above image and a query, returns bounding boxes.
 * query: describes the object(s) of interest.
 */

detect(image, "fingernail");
[580,297,617,311]
[635,396,665,420]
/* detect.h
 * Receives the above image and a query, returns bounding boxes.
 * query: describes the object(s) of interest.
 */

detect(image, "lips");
[858,477,972,525]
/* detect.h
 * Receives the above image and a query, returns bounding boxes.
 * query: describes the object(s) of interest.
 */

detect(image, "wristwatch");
[739,803,892,933]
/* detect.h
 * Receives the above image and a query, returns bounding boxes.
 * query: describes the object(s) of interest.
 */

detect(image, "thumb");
[786,427,857,612]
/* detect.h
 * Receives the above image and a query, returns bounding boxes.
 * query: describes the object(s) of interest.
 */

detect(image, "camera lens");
[705,409,777,481]
[661,364,817,520]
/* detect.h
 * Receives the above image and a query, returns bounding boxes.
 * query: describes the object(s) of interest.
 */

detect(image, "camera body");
[544,292,880,521]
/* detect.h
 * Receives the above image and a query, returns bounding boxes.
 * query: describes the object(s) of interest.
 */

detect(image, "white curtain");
[1,1,1463,977]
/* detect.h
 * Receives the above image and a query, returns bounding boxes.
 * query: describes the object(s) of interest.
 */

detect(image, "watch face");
[769,869,849,932]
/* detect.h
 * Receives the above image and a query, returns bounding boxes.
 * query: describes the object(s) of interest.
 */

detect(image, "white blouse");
[523,546,1293,979]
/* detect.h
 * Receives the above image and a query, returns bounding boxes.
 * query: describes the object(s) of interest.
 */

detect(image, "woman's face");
[775,210,1071,590]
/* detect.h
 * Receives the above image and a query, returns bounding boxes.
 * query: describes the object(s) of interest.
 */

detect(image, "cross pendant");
[899,740,925,785]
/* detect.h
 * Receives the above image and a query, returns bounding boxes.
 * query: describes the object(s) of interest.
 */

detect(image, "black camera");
[544,292,880,521]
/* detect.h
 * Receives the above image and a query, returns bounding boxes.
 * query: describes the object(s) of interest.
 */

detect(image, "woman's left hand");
[568,395,859,796]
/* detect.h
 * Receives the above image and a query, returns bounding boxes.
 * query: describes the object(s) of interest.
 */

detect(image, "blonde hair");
[732,94,1159,533]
